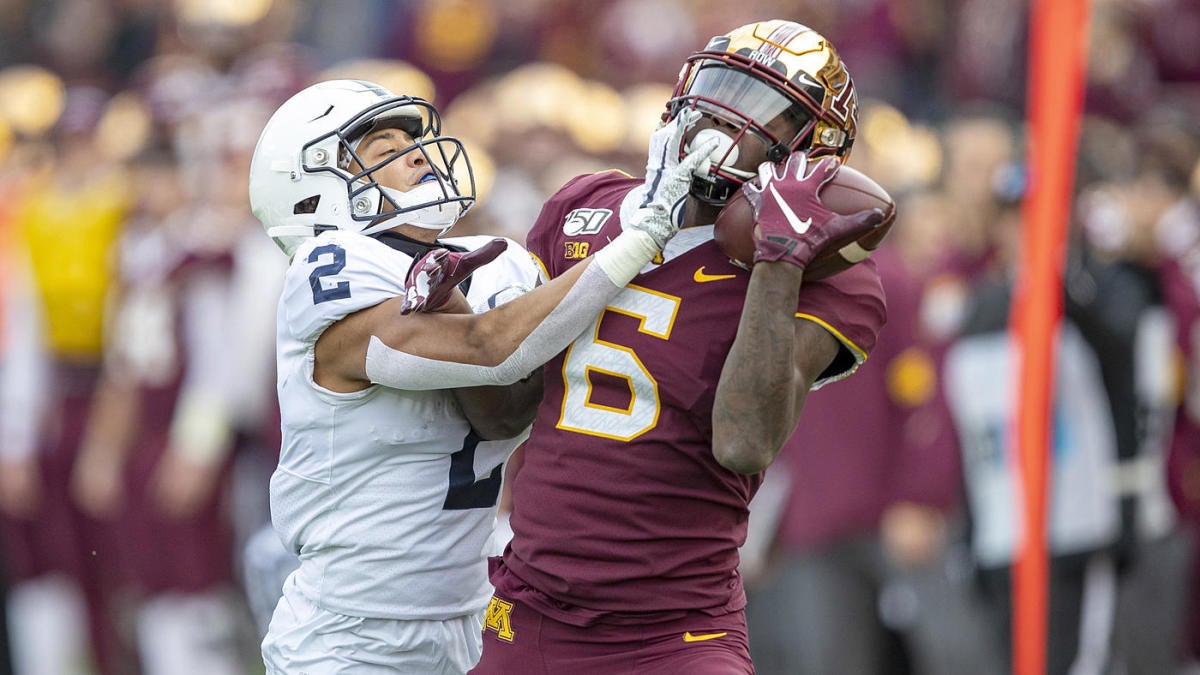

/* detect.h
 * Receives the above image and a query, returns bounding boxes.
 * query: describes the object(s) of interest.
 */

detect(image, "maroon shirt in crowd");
[773,244,962,551]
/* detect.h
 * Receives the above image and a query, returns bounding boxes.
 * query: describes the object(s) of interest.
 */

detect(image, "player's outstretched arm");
[315,242,635,392]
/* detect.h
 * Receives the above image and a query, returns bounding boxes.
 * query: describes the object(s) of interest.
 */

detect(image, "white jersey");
[270,230,539,620]
[945,323,1120,568]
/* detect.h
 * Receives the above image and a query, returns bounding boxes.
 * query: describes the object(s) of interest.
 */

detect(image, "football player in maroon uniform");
[471,20,888,674]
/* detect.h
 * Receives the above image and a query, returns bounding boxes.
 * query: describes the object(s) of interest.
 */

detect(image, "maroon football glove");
[743,153,885,270]
[401,238,508,315]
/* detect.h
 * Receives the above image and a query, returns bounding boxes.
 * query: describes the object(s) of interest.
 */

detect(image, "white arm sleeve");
[364,230,658,391]
[167,270,234,466]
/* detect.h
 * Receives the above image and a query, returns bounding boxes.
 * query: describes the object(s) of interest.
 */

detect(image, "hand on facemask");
[628,109,718,249]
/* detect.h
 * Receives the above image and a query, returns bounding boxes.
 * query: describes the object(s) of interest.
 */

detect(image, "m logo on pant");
[484,596,515,642]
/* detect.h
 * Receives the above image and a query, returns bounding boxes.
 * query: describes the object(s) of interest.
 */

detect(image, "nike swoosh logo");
[768,184,812,233]
[683,631,728,643]
[694,266,736,283]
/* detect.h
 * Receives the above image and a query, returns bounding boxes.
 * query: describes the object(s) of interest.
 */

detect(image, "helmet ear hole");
[293,195,321,215]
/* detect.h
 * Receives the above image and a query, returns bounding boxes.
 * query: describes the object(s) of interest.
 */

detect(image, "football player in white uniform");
[247,79,716,673]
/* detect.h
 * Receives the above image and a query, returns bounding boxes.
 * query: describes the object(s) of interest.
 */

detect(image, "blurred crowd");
[0,0,1197,674]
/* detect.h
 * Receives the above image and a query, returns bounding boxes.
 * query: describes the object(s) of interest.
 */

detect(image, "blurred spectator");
[1140,112,1200,672]
[73,139,254,675]
[944,157,1189,673]
[938,111,1019,269]
[0,84,134,675]
[745,189,1002,675]
[943,0,1027,112]
[0,103,46,675]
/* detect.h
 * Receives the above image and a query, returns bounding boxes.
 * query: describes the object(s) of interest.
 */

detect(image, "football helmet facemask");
[249,79,475,256]
[668,20,859,205]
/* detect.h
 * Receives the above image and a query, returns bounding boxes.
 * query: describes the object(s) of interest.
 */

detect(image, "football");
[712,163,896,279]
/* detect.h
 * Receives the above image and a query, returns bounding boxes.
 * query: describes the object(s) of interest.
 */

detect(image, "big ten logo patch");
[565,241,590,259]
[563,208,611,236]
[484,596,515,642]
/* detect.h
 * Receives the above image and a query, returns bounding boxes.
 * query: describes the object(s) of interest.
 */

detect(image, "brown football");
[712,163,896,279]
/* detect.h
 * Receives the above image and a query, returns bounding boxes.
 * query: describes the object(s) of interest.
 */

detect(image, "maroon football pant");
[471,593,753,675]
[0,363,131,675]
[118,426,234,595]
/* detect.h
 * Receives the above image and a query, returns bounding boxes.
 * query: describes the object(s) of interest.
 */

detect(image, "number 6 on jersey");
[557,285,680,440]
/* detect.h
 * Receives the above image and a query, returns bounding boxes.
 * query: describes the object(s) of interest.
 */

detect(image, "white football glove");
[628,109,717,249]
[643,108,701,187]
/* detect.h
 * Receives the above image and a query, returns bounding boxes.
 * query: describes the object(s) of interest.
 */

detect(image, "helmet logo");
[705,36,732,51]
[829,79,857,125]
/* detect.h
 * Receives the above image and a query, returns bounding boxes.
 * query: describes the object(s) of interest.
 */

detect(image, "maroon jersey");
[498,171,886,625]
[110,224,236,594]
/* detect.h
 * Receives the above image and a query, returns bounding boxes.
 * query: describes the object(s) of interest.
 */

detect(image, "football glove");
[628,109,718,249]
[642,108,702,189]
[401,238,508,315]
[743,153,885,270]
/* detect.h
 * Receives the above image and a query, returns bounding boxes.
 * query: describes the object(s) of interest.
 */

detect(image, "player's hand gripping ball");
[714,155,895,278]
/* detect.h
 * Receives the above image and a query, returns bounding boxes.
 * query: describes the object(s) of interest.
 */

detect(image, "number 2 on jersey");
[308,244,352,304]
[444,430,503,510]
[557,285,681,440]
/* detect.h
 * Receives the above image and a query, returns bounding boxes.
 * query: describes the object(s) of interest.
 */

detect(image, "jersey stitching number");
[443,430,503,510]
[308,244,352,304]
[557,284,681,440]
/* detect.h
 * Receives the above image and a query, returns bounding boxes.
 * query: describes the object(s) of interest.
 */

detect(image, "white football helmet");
[249,79,476,256]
